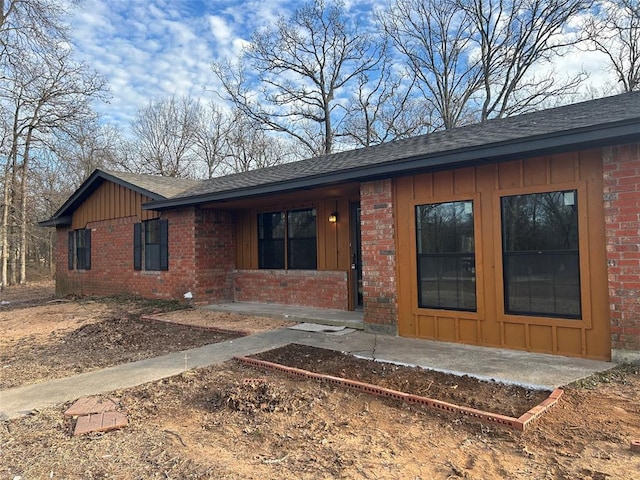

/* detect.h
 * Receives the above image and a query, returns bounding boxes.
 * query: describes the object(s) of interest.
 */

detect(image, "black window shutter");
[68,231,74,270]
[159,219,169,271]
[133,223,142,270]
[85,229,92,270]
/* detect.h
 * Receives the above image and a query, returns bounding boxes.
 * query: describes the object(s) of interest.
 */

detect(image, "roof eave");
[37,215,72,227]
[144,121,640,211]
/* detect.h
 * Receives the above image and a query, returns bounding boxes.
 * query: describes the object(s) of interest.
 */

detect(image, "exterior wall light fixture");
[328,212,338,223]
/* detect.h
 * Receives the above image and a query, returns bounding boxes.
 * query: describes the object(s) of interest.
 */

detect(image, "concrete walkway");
[0,328,614,420]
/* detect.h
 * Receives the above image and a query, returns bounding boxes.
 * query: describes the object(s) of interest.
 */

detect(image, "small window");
[415,201,476,311]
[68,228,91,270]
[134,219,168,271]
[258,208,317,270]
[501,190,581,319]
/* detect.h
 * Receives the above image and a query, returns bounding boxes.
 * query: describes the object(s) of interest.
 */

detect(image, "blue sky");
[70,0,281,127]
[69,0,611,134]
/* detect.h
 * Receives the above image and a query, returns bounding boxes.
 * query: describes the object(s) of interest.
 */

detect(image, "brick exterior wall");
[603,143,640,360]
[360,179,398,334]
[233,269,348,310]
[55,207,235,303]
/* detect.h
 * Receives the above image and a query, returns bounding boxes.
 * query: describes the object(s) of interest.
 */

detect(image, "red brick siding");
[360,179,398,330]
[233,269,348,310]
[603,143,640,353]
[55,207,235,303]
[194,209,235,302]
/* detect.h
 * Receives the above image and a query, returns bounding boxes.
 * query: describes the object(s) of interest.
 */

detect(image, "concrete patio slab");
[202,302,364,330]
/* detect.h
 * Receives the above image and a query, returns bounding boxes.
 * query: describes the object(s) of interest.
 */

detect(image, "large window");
[258,208,317,270]
[68,228,91,270]
[501,190,581,319]
[416,201,476,311]
[134,219,168,271]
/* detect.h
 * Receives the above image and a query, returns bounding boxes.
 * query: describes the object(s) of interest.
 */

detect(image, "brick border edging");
[234,356,563,432]
[140,314,251,336]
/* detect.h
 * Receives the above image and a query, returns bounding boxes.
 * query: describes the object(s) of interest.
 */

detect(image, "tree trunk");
[1,159,11,291]
[19,125,34,284]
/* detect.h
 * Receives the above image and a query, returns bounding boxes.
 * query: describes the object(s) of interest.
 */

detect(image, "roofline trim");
[145,121,639,211]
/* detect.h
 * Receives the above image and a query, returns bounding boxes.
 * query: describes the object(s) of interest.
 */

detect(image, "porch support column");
[360,179,398,335]
[603,143,640,363]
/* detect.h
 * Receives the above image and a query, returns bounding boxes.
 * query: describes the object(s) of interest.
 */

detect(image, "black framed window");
[416,201,476,311]
[134,218,168,271]
[258,208,317,270]
[68,228,91,270]
[501,190,581,319]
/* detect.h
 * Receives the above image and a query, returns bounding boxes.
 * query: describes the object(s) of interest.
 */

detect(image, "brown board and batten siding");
[71,181,160,229]
[395,149,610,360]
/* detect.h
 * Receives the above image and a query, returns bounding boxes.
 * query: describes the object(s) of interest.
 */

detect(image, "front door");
[350,202,363,310]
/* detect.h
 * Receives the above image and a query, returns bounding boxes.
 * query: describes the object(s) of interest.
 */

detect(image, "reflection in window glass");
[501,190,581,318]
[416,201,476,311]
[288,209,317,270]
[258,212,285,269]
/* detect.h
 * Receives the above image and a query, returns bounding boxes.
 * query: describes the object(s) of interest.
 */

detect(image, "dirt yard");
[1,283,639,479]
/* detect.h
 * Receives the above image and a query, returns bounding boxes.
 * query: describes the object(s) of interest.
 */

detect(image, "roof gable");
[39,169,199,227]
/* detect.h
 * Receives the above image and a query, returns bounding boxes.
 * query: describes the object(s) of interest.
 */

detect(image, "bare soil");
[253,344,550,418]
[1,283,639,479]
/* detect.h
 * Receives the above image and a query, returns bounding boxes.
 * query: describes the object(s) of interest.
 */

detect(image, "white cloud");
[209,15,234,44]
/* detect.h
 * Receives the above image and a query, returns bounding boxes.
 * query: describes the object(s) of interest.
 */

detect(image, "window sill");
[139,270,165,275]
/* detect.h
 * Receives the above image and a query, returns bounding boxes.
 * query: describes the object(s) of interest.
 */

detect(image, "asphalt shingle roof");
[102,170,199,199]
[169,91,640,203]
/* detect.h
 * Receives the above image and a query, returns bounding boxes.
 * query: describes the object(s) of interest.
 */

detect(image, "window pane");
[502,191,578,252]
[501,190,581,319]
[504,252,580,317]
[258,212,285,269]
[145,220,160,245]
[415,201,476,311]
[288,209,317,270]
[145,244,161,271]
[416,201,474,254]
[418,255,476,310]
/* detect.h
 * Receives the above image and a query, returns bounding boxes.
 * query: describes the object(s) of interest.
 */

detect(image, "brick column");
[360,179,398,335]
[603,143,640,363]
[194,208,236,303]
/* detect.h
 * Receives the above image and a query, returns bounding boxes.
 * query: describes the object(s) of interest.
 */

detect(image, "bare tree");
[1,45,106,284]
[49,119,122,187]
[130,95,201,178]
[382,0,590,128]
[0,0,107,286]
[584,0,640,92]
[222,110,297,174]
[213,0,383,155]
[193,102,232,179]
[381,0,481,130]
[461,0,590,120]
[342,57,433,147]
